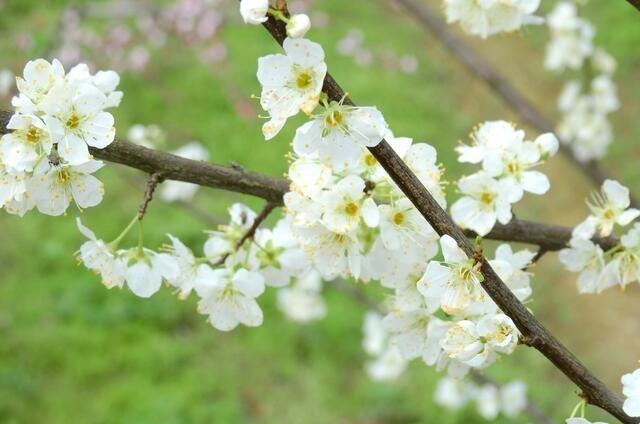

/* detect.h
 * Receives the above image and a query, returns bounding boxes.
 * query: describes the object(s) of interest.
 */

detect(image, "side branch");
[259,12,633,424]
[391,0,638,208]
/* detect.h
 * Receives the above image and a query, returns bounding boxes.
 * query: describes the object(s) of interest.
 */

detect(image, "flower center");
[480,192,494,205]
[602,208,615,220]
[296,71,313,90]
[57,168,71,184]
[344,202,359,216]
[364,153,377,167]
[458,266,472,281]
[26,125,42,143]
[507,161,521,174]
[393,212,405,226]
[325,110,344,127]
[66,112,81,130]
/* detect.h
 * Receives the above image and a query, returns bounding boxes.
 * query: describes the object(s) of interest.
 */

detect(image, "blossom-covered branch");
[392,0,638,208]
[0,110,617,253]
[256,8,634,424]
[1,108,619,253]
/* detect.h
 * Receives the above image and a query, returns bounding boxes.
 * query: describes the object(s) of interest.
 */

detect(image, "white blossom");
[579,179,640,238]
[418,235,486,315]
[622,368,640,417]
[293,103,388,171]
[28,159,105,216]
[443,0,542,39]
[500,380,528,417]
[434,377,471,410]
[195,265,265,331]
[559,236,605,294]
[0,114,53,172]
[249,218,309,287]
[545,2,594,72]
[127,123,165,149]
[277,270,326,322]
[120,247,179,298]
[239,0,269,25]
[257,38,327,139]
[76,218,126,289]
[320,175,378,234]
[12,58,65,114]
[39,77,116,165]
[474,384,500,420]
[451,172,520,236]
[159,234,201,299]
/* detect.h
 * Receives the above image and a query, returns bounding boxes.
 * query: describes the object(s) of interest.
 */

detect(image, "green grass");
[0,1,638,423]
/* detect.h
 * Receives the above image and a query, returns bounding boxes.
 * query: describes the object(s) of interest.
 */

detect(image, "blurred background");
[0,0,639,422]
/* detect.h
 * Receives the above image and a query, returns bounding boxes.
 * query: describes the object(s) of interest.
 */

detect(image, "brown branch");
[137,172,164,219]
[0,111,617,252]
[93,139,290,205]
[258,11,633,423]
[392,0,639,209]
[235,201,277,249]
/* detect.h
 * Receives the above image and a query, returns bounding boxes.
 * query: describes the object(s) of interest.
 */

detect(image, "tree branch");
[92,140,290,205]
[0,111,618,252]
[258,11,633,423]
[214,201,277,266]
[391,0,639,209]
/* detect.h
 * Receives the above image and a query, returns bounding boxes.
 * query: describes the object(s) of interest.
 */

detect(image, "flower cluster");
[452,120,558,236]
[545,1,620,162]
[77,203,323,331]
[249,6,539,383]
[381,236,533,377]
[1,59,121,216]
[435,377,528,420]
[442,0,542,39]
[559,179,640,294]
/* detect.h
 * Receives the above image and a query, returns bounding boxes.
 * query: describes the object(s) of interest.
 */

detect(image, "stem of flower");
[108,214,139,249]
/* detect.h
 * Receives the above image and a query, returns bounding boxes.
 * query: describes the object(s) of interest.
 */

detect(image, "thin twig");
[235,201,277,250]
[138,172,164,219]
[256,7,633,422]
[530,248,549,266]
[214,201,277,265]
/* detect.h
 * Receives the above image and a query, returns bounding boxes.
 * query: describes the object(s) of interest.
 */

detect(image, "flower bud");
[240,0,269,25]
[286,14,311,38]
[534,132,559,157]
